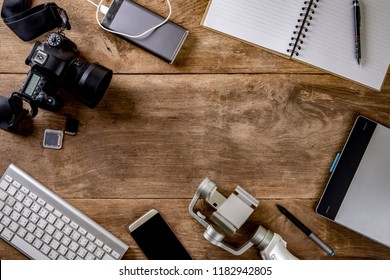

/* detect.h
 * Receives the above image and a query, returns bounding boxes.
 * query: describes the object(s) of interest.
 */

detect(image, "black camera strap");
[1,1,70,41]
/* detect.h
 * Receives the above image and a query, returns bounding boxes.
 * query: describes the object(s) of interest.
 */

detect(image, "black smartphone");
[101,0,189,64]
[128,209,192,260]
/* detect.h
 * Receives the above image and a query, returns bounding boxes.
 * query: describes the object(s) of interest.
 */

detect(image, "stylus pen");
[277,205,335,256]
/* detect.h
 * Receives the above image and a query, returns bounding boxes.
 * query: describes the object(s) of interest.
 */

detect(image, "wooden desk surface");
[0,0,389,260]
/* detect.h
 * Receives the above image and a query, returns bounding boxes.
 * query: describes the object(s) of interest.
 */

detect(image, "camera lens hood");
[73,63,113,109]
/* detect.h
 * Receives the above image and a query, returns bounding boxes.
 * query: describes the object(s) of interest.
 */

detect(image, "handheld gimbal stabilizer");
[189,178,298,260]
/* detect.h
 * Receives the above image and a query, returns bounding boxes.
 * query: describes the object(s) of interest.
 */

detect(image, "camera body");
[19,32,112,112]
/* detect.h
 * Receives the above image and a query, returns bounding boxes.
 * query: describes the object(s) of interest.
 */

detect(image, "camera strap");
[1,1,70,41]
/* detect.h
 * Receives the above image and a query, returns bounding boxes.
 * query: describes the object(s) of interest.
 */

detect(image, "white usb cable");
[87,0,172,38]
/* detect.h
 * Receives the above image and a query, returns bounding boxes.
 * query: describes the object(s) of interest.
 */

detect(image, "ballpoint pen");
[277,205,334,256]
[353,0,361,65]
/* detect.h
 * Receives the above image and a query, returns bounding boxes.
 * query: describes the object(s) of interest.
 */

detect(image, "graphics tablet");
[316,116,390,248]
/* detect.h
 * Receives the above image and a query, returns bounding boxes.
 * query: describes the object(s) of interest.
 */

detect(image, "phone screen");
[129,210,192,260]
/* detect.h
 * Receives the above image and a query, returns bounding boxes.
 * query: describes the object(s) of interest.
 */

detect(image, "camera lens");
[66,59,113,108]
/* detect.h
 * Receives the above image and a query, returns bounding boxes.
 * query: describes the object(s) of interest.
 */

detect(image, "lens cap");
[0,96,13,130]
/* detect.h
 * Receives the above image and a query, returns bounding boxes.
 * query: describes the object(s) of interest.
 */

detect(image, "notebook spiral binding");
[287,0,320,56]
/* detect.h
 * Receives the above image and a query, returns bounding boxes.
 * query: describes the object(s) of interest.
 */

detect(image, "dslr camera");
[19,31,112,112]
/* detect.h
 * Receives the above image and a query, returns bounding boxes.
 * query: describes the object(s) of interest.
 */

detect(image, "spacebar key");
[10,235,50,260]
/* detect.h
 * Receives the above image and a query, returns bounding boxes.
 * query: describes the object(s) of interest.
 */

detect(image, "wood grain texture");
[0,0,389,260]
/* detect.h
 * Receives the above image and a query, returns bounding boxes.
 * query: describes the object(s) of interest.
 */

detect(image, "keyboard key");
[4,175,13,183]
[37,219,48,229]
[45,224,55,235]
[49,239,60,250]
[34,228,44,239]
[61,215,70,224]
[1,216,11,226]
[30,203,41,213]
[29,213,39,223]
[9,221,19,232]
[46,214,56,224]
[6,186,17,196]
[77,247,87,258]
[20,186,29,195]
[65,251,76,260]
[69,241,79,252]
[53,209,62,218]
[95,248,104,258]
[18,217,28,227]
[85,253,96,260]
[112,251,121,259]
[61,236,71,246]
[70,221,79,230]
[36,198,45,206]
[10,211,21,222]
[28,192,37,200]
[86,242,97,253]
[12,180,21,188]
[10,235,49,260]
[21,208,31,218]
[78,227,87,235]
[17,228,27,238]
[13,201,24,212]
[103,244,112,254]
[58,244,68,256]
[40,244,51,255]
[79,236,88,247]
[95,239,104,247]
[14,192,25,202]
[26,222,36,233]
[62,225,72,235]
[5,196,15,207]
[25,232,35,243]
[2,205,12,216]
[0,190,7,201]
[45,204,54,212]
[0,180,9,190]
[86,232,95,242]
[103,254,114,260]
[32,239,43,250]
[54,219,65,230]
[53,230,63,241]
[48,250,59,260]
[42,233,52,244]
[70,231,80,241]
[38,208,49,219]
[22,197,33,207]
[1,228,14,241]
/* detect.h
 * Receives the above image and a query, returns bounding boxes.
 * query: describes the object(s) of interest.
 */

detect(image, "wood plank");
[2,199,389,260]
[1,74,389,201]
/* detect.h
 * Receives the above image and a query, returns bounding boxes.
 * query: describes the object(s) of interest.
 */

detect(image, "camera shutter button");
[46,97,54,104]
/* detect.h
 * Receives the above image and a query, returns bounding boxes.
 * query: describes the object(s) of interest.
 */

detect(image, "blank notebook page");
[202,0,304,57]
[295,0,390,90]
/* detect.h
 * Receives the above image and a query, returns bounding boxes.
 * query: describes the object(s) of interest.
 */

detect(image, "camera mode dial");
[47,33,63,47]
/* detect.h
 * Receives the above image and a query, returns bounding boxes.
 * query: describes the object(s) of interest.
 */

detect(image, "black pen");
[277,204,334,256]
[353,0,361,65]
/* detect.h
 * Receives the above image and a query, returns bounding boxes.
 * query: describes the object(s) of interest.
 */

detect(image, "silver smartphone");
[101,0,189,64]
[128,209,192,260]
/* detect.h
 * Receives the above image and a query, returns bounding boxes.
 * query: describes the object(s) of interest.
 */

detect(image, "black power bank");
[101,0,189,64]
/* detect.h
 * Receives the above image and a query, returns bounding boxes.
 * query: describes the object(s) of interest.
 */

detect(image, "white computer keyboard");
[0,164,128,260]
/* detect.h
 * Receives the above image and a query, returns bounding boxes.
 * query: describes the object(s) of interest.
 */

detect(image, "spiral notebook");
[202,0,390,91]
